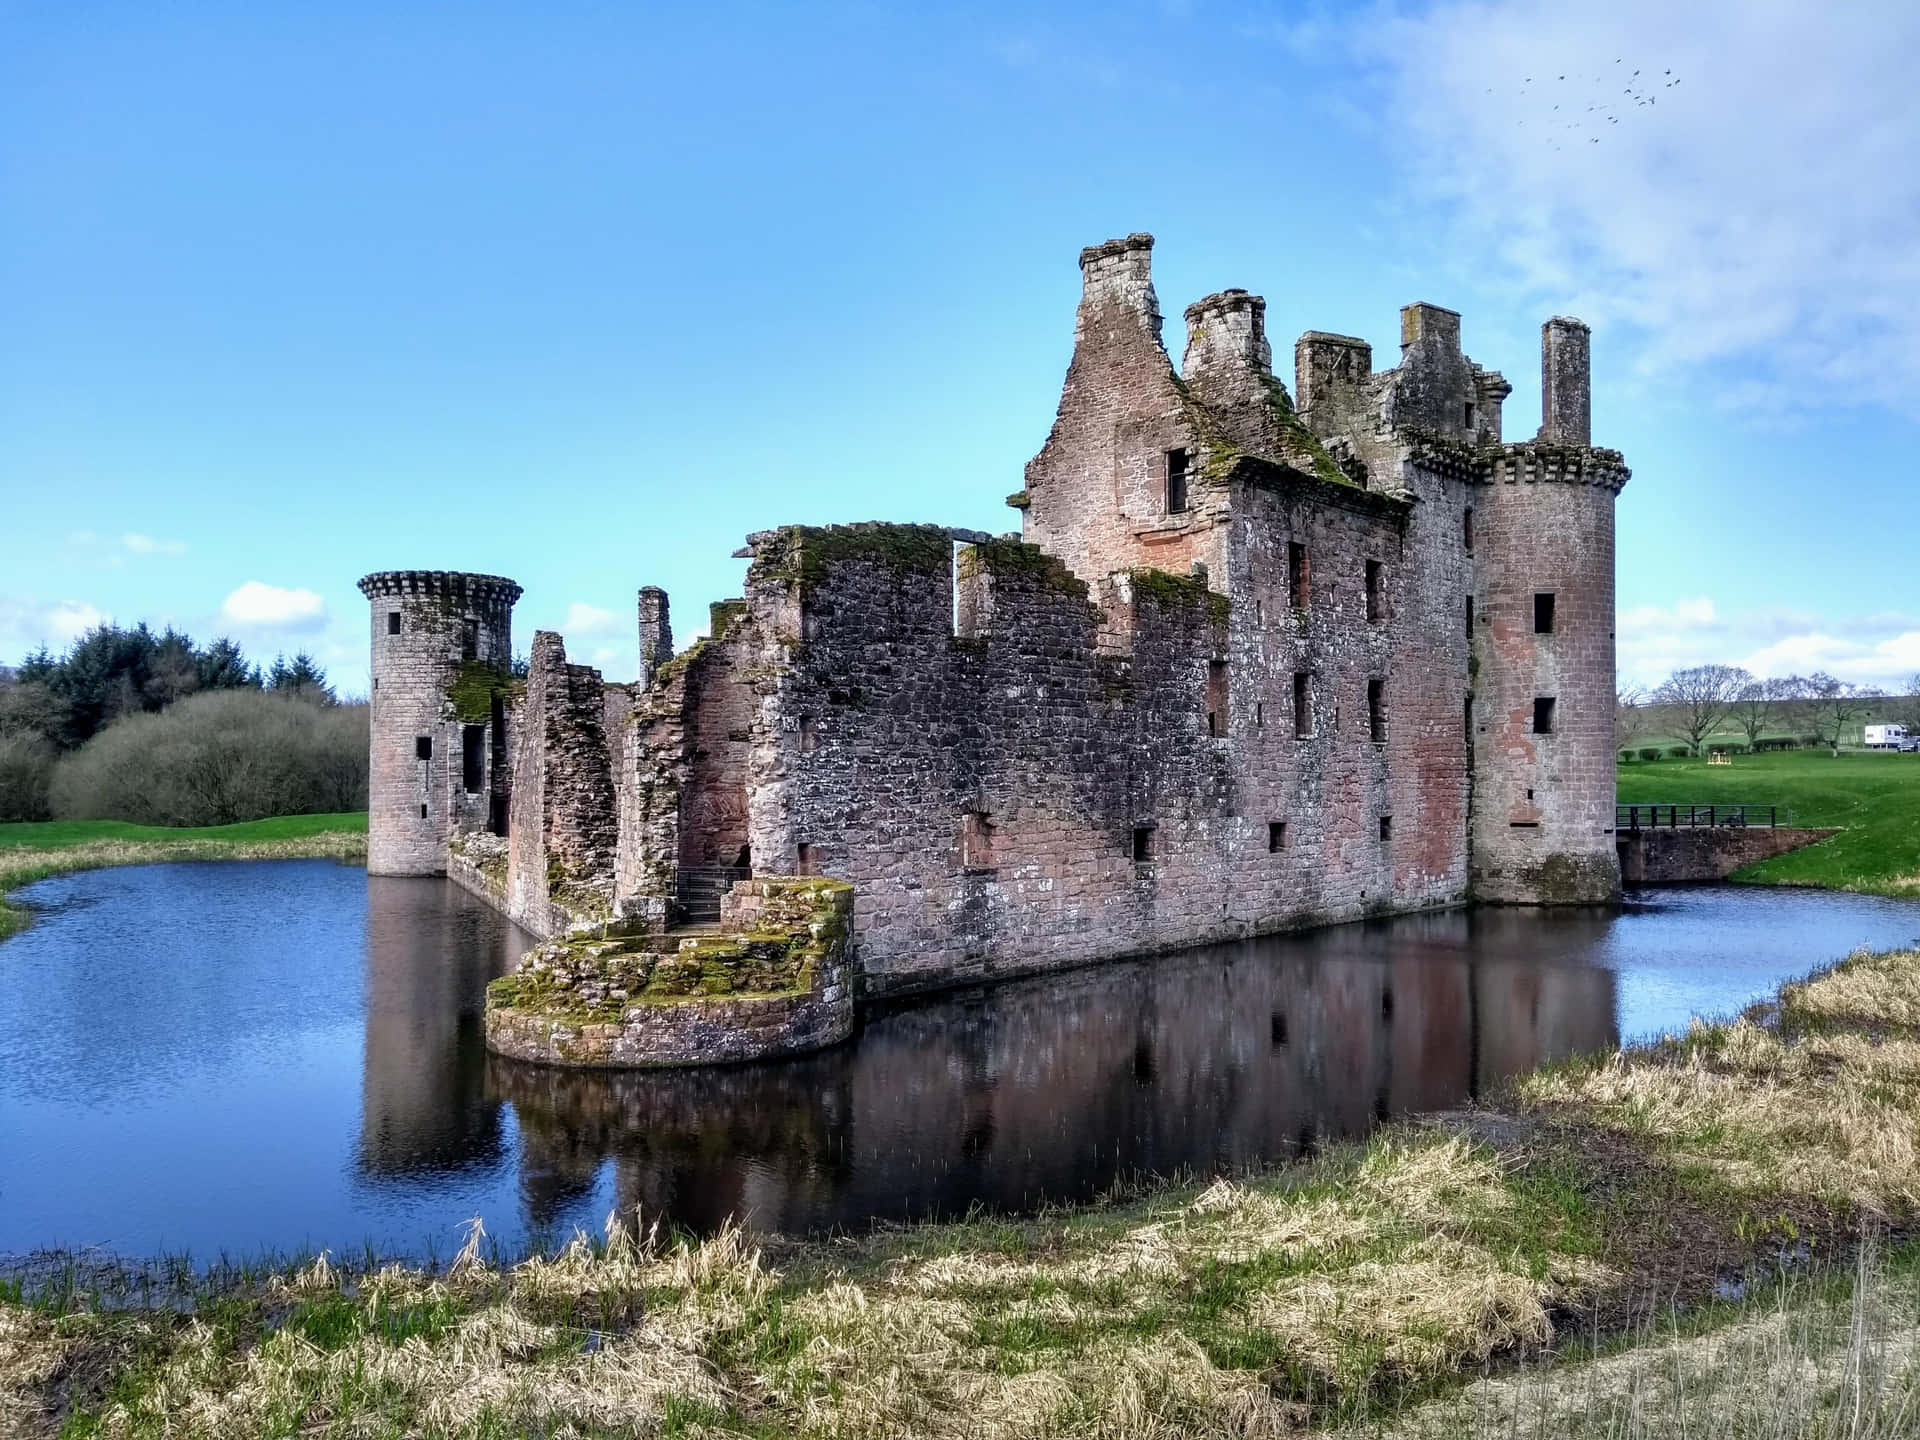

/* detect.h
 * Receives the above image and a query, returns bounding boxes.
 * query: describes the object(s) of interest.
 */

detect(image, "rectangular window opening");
[1293,672,1313,737]
[387,611,401,636]
[420,803,427,819]
[1463,401,1476,428]
[798,713,819,754]
[1368,677,1386,743]
[1533,696,1556,735]
[1287,542,1310,612]
[1131,826,1155,864]
[1463,507,1474,553]
[961,812,995,870]
[1165,449,1190,515]
[1206,660,1228,738]
[1268,821,1287,853]
[1379,815,1393,842]
[1534,592,1556,634]
[1255,700,1264,728]
[1463,696,1474,768]
[796,842,817,876]
[1364,560,1384,623]
[1464,593,1475,640]
[461,619,478,662]
[461,725,485,794]
[415,735,432,761]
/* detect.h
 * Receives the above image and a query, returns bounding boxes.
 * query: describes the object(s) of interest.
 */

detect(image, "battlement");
[357,570,523,607]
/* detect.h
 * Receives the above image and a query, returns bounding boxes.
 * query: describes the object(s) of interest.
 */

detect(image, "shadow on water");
[4,862,1920,1260]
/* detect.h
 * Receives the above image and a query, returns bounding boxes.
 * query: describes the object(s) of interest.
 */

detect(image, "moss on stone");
[1005,489,1031,509]
[957,537,1090,599]
[445,661,517,723]
[1125,567,1232,624]
[708,599,748,643]
[754,524,955,591]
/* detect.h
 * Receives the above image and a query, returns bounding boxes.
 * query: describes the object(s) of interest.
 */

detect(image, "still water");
[3,860,1919,1263]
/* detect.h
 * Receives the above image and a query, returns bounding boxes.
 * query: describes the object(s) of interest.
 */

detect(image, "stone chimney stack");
[638,586,672,688]
[1182,290,1271,385]
[1539,316,1592,446]
[1075,233,1161,345]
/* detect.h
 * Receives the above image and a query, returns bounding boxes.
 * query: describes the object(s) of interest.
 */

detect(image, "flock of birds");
[1493,58,1683,150]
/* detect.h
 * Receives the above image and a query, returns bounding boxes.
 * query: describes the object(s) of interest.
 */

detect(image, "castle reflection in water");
[356,877,1615,1238]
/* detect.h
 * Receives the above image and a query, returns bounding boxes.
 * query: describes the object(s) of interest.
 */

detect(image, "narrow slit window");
[461,725,485,793]
[461,619,478,662]
[798,714,819,754]
[1534,592,1556,634]
[1255,701,1264,728]
[1293,672,1313,737]
[1463,401,1476,428]
[387,611,401,636]
[960,812,995,870]
[1165,449,1189,514]
[1206,660,1228,738]
[1132,826,1155,863]
[1368,678,1386,743]
[1364,560,1384,623]
[1379,815,1393,842]
[1533,696,1556,734]
[796,842,817,876]
[415,735,432,761]
[1268,821,1287,853]
[419,803,427,818]
[1288,542,1310,612]
[1464,594,1474,639]
[1463,507,1474,552]
[1463,696,1474,766]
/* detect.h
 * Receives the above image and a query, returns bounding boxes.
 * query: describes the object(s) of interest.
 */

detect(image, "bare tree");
[1798,672,1869,755]
[1901,673,1920,731]
[1731,675,1797,750]
[1615,684,1653,753]
[1652,664,1751,756]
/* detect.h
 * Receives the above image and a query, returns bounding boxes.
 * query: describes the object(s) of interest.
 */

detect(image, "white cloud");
[219,581,328,632]
[1618,596,1920,691]
[0,598,110,659]
[560,602,621,636]
[121,532,186,556]
[1357,0,1920,414]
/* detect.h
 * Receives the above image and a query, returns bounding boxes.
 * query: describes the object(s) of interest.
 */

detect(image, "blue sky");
[4,0,1918,696]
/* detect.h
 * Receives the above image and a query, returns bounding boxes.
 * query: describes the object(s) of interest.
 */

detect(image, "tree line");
[0,624,367,824]
[1618,666,1920,757]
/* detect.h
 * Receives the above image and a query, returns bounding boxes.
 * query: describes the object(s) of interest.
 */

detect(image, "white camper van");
[1863,724,1917,751]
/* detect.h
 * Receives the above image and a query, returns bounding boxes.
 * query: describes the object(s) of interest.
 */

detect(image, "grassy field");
[0,812,367,939]
[1616,749,1920,893]
[9,944,1920,1437]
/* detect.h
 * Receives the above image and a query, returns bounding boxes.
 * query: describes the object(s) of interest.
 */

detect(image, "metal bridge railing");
[1616,804,1779,832]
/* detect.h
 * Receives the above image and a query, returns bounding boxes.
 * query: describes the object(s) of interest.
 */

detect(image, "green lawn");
[1617,749,1920,893]
[0,812,367,850]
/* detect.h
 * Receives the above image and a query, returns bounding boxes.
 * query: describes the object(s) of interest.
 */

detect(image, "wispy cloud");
[1619,597,1920,691]
[218,581,328,632]
[121,532,187,556]
[1353,0,1920,415]
[0,598,111,659]
[560,602,621,636]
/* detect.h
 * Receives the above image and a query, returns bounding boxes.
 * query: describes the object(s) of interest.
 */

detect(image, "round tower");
[1469,318,1628,903]
[358,571,522,876]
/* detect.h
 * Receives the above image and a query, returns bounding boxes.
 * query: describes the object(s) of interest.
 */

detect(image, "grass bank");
[0,813,367,939]
[1618,748,1920,894]
[9,944,1920,1437]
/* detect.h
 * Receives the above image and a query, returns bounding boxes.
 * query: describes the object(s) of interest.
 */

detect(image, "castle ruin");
[360,234,1628,1064]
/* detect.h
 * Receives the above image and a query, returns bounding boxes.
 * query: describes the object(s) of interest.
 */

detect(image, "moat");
[4,858,1919,1265]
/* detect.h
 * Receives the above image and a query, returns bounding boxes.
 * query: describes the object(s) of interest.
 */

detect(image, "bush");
[0,732,55,821]
[1668,746,1693,759]
[49,689,368,826]
[1638,747,1662,762]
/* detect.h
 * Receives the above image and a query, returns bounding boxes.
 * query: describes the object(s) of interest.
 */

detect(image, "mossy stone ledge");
[484,877,856,1068]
